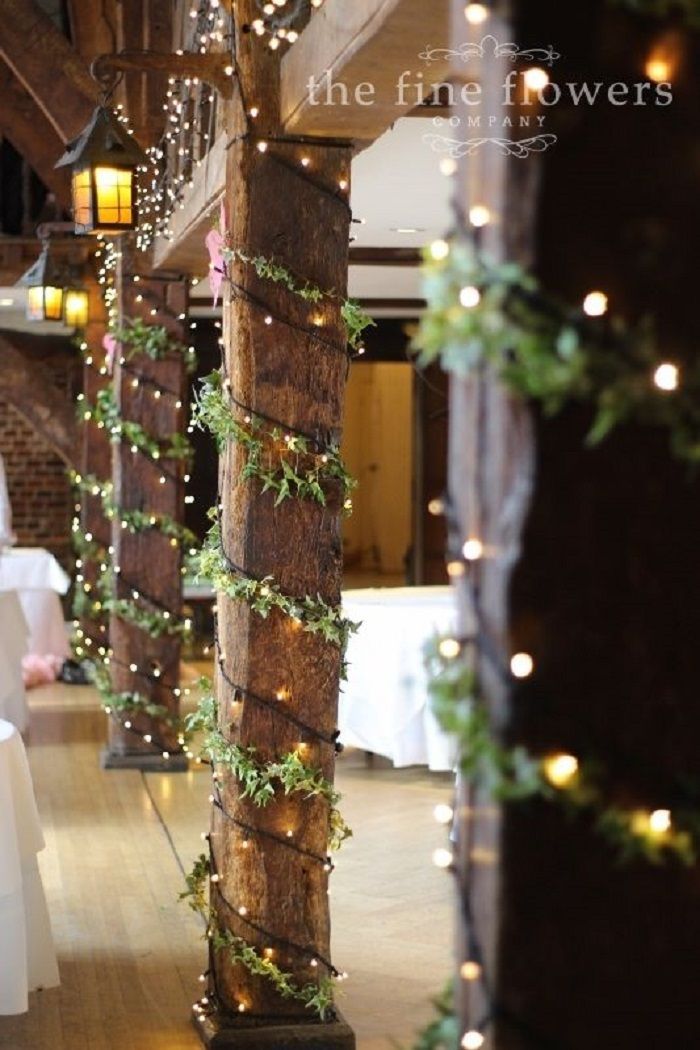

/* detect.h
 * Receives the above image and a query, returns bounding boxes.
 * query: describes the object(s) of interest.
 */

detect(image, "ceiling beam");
[0,0,97,143]
[0,332,79,466]
[281,0,451,141]
[0,61,71,205]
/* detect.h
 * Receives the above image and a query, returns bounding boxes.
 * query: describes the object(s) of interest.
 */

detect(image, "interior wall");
[342,361,413,578]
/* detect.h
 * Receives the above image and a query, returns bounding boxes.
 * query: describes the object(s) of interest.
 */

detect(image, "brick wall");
[0,349,76,571]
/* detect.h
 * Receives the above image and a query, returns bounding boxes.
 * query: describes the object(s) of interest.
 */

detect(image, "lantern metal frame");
[55,106,147,235]
[16,242,72,323]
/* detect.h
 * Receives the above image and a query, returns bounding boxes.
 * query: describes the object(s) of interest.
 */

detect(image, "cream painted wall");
[342,362,414,576]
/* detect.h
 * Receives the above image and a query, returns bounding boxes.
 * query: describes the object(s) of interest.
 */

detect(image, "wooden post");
[445,3,538,1046]
[102,248,189,772]
[194,2,355,1045]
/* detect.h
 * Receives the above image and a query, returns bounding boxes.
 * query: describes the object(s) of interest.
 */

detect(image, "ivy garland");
[77,388,193,464]
[71,470,198,547]
[196,519,358,652]
[427,639,697,865]
[181,854,336,1019]
[222,246,375,353]
[413,239,700,461]
[186,693,351,852]
[110,317,197,373]
[192,370,355,509]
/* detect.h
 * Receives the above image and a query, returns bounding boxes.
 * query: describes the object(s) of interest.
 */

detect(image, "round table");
[0,548,70,661]
[339,586,459,771]
[0,592,29,731]
[0,719,59,1014]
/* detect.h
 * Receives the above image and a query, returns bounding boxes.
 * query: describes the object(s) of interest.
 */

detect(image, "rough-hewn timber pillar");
[102,248,189,771]
[446,3,537,1047]
[195,2,355,1045]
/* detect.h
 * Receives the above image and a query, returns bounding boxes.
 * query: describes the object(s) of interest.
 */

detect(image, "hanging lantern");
[55,106,146,235]
[63,287,90,328]
[16,243,68,322]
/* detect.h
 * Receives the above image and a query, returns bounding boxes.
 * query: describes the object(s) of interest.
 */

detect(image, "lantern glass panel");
[72,167,93,231]
[94,166,133,228]
[63,289,89,328]
[26,285,64,322]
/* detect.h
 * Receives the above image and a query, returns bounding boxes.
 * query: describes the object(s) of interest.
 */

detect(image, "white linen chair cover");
[0,719,59,1014]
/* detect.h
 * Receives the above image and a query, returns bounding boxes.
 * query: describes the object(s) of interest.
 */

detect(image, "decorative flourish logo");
[418,36,560,68]
[420,35,562,159]
[423,131,559,159]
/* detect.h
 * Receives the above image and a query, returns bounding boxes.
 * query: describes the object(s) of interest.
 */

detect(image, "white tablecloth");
[0,592,29,732]
[0,549,70,661]
[0,719,59,1014]
[339,586,458,771]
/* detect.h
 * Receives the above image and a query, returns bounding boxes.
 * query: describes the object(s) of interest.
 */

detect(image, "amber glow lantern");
[63,287,90,328]
[17,243,68,323]
[55,106,146,235]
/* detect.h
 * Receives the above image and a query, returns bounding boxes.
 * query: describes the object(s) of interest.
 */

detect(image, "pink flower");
[206,200,228,307]
[102,333,118,374]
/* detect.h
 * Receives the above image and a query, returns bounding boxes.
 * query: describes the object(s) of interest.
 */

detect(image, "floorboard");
[0,679,452,1050]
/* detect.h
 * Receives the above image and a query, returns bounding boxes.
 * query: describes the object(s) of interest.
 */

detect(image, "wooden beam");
[0,236,90,285]
[0,0,97,143]
[281,0,450,140]
[0,332,79,465]
[0,61,71,205]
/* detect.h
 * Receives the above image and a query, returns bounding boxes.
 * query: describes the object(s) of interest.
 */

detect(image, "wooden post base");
[192,1008,356,1050]
[100,747,189,773]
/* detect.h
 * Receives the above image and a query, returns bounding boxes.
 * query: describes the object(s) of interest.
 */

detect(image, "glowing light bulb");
[653,363,679,391]
[510,652,534,679]
[434,803,454,824]
[438,638,461,660]
[428,497,445,516]
[524,67,550,91]
[461,960,482,982]
[447,560,466,578]
[440,158,458,176]
[543,753,579,788]
[462,1033,484,1050]
[459,285,481,309]
[432,847,453,869]
[430,239,450,261]
[645,57,671,83]
[462,538,483,561]
[583,291,608,317]
[469,204,491,227]
[464,2,489,24]
[649,808,672,833]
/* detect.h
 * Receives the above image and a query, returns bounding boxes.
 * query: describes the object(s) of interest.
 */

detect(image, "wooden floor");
[0,678,452,1050]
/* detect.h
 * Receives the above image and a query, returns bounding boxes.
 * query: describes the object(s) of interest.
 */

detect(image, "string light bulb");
[459,285,481,309]
[432,847,453,869]
[438,637,461,659]
[523,67,550,91]
[469,204,491,228]
[649,808,672,833]
[462,1032,484,1050]
[583,291,608,317]
[430,239,450,261]
[543,753,579,788]
[462,537,483,561]
[653,362,679,391]
[464,2,489,24]
[461,960,482,982]
[510,652,534,678]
